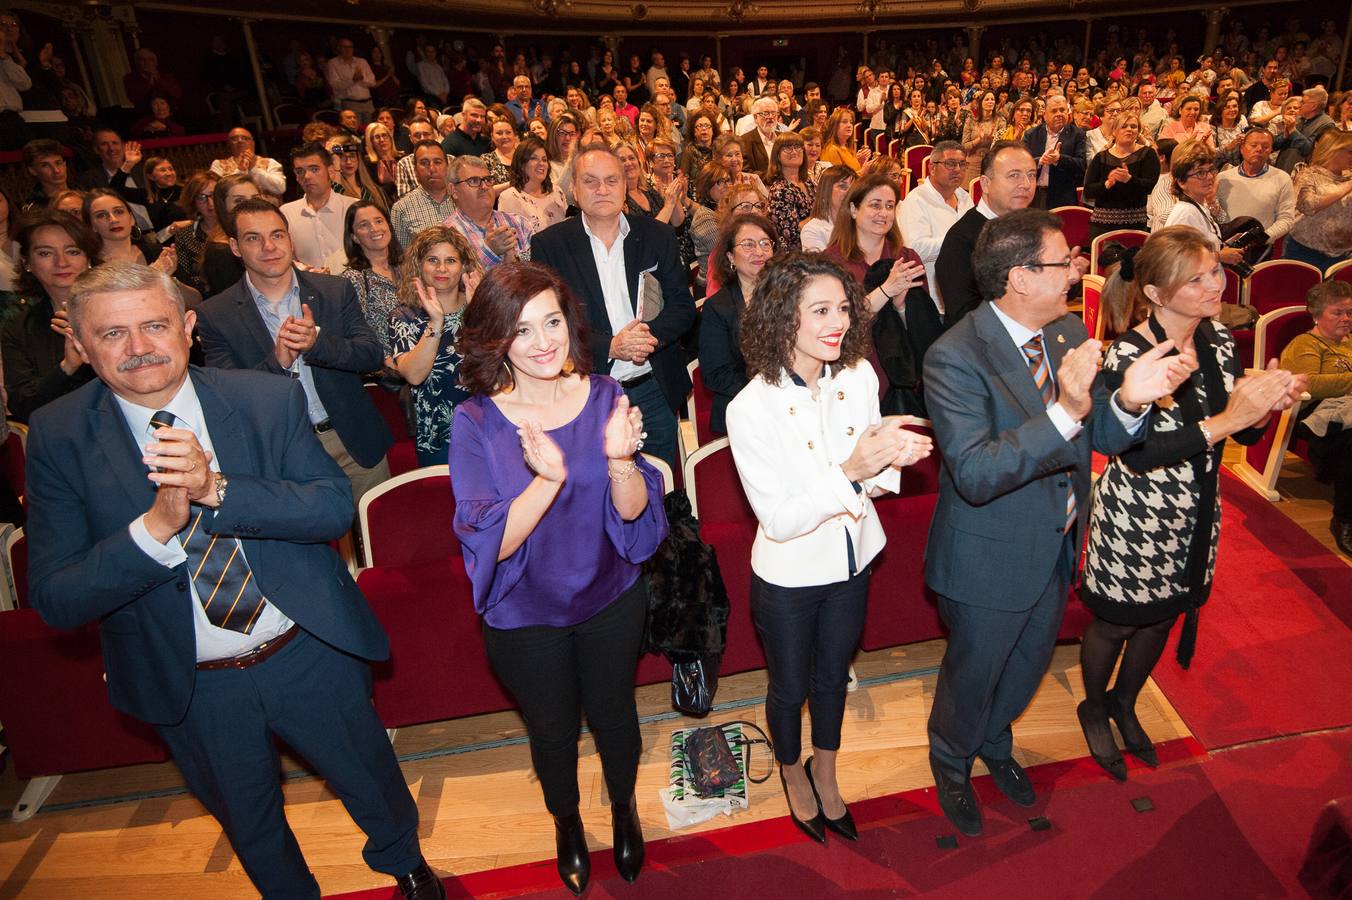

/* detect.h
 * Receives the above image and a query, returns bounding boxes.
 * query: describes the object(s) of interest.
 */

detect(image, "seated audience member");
[1297,87,1337,150]
[1084,112,1159,237]
[21,139,71,211]
[680,110,718,181]
[49,189,86,219]
[498,137,568,234]
[1284,130,1352,270]
[327,133,389,215]
[443,155,533,270]
[765,131,815,252]
[1146,138,1179,230]
[442,98,491,157]
[80,130,149,228]
[198,198,393,503]
[130,95,186,138]
[1271,97,1315,169]
[105,146,184,236]
[899,141,974,292]
[1281,280,1352,555]
[122,47,182,112]
[739,96,783,177]
[341,200,403,356]
[281,143,358,270]
[1212,93,1250,165]
[1160,141,1246,267]
[820,107,871,174]
[364,122,400,193]
[201,174,260,298]
[390,141,456,249]
[687,161,730,292]
[1,210,97,421]
[714,131,767,195]
[169,171,219,294]
[646,139,695,256]
[210,127,287,196]
[82,188,172,271]
[1216,128,1295,252]
[616,142,664,220]
[699,212,776,435]
[799,165,854,253]
[935,141,1038,326]
[393,117,439,198]
[390,226,482,467]
[546,112,584,200]
[703,182,769,295]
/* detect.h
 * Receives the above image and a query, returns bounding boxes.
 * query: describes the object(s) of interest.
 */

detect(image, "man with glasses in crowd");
[739,96,783,177]
[442,155,532,269]
[210,127,287,196]
[390,140,456,247]
[900,141,974,304]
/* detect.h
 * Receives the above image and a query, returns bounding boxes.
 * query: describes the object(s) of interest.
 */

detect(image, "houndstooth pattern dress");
[1082,322,1240,626]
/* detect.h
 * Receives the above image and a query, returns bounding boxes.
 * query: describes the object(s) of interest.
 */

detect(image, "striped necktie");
[151,411,268,634]
[1020,336,1077,534]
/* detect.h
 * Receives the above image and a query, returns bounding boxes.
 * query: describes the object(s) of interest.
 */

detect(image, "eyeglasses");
[453,175,492,188]
[1187,168,1218,180]
[1323,307,1352,318]
[934,159,965,169]
[733,201,767,212]
[650,152,675,160]
[1018,259,1074,270]
[734,238,775,252]
[196,192,214,202]
[332,145,361,155]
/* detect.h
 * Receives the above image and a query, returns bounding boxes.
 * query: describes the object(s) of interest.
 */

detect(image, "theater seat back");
[684,438,755,525]
[357,465,459,568]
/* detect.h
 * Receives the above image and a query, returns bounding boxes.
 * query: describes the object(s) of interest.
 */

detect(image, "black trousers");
[1300,423,1352,521]
[751,569,870,765]
[483,578,647,817]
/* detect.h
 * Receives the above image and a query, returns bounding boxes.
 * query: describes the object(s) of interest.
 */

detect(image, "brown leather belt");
[196,625,300,671]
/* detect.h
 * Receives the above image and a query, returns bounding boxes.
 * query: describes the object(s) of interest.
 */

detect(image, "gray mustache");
[117,353,172,372]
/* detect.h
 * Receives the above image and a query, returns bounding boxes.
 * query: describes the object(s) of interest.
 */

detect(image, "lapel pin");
[1056,334,1065,344]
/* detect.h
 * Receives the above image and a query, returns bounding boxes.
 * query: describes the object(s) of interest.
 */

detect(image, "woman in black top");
[698,213,775,434]
[1083,111,1159,238]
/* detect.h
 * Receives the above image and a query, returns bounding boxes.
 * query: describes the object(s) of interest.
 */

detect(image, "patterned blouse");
[389,305,468,456]
[171,219,208,294]
[481,150,513,186]
[341,266,400,356]
[1290,165,1352,257]
[767,176,816,252]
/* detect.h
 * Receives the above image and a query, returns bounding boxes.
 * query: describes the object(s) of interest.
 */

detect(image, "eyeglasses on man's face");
[1018,258,1074,271]
[453,175,492,189]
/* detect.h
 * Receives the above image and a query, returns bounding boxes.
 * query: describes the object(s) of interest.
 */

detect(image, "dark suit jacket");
[195,270,392,468]
[698,282,746,435]
[1023,123,1088,209]
[25,367,387,725]
[934,206,990,328]
[922,303,1143,612]
[739,131,772,178]
[531,214,696,412]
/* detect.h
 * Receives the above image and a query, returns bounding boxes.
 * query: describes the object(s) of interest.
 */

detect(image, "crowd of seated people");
[0,12,1348,890]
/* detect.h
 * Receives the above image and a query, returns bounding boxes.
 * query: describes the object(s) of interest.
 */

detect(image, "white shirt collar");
[113,372,203,441]
[976,198,998,220]
[989,298,1043,349]
[581,211,631,246]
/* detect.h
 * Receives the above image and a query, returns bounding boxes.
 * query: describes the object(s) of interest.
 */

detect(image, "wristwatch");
[213,472,229,506]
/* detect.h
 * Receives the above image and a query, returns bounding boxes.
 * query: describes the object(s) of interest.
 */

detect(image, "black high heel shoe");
[610,796,645,883]
[779,765,828,843]
[553,813,590,896]
[1077,701,1127,783]
[805,757,858,841]
[1106,690,1160,768]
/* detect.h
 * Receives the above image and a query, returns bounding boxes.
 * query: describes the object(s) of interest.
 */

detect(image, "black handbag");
[670,652,720,717]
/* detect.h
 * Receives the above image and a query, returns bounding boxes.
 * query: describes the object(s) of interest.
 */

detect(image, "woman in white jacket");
[726,252,932,844]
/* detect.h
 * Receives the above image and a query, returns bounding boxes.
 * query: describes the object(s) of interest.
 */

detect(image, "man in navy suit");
[531,144,695,466]
[922,210,1191,836]
[25,262,443,899]
[195,198,392,504]
[1022,94,1087,210]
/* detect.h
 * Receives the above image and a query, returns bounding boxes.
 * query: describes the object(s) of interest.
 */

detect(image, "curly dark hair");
[457,261,592,396]
[711,212,777,289]
[739,252,872,385]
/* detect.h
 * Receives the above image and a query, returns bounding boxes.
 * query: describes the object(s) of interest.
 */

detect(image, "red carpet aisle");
[1149,473,1352,747]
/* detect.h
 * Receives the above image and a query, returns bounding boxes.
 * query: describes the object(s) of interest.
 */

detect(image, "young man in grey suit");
[922,209,1194,836]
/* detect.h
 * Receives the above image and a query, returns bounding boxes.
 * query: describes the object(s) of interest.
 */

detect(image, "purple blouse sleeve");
[449,399,529,614]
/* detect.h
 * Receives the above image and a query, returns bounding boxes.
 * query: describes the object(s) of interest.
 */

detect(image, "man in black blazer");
[934,141,1037,327]
[531,145,696,466]
[195,198,392,503]
[26,262,443,899]
[738,97,780,178]
[1022,94,1087,209]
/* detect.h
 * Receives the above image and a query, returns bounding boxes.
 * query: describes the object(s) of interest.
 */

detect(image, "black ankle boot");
[554,813,590,895]
[611,796,645,883]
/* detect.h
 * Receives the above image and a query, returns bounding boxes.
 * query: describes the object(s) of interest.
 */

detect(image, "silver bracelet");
[1198,419,1214,446]
[608,459,638,484]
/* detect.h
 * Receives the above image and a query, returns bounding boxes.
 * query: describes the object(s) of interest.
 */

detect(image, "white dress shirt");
[209,156,287,196]
[281,190,356,268]
[583,214,652,383]
[122,377,293,662]
[726,362,901,588]
[899,179,973,292]
[326,56,375,102]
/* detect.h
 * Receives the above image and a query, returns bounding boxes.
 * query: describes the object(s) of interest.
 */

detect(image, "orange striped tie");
[1021,337,1078,534]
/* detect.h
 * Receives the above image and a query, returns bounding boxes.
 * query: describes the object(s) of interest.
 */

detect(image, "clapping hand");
[1106,163,1130,187]
[50,308,84,375]
[842,420,905,482]
[151,245,177,275]
[412,277,445,321]
[1225,360,1306,429]
[603,394,646,460]
[884,415,935,468]
[1056,338,1104,421]
[1119,339,1197,410]
[486,225,517,257]
[882,258,926,306]
[274,303,318,368]
[463,269,482,302]
[519,421,567,482]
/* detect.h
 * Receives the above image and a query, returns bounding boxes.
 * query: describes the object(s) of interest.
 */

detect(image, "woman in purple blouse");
[449,262,667,896]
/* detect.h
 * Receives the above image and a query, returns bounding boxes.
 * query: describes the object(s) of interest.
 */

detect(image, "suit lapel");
[621,216,642,313]
[568,220,609,323]
[192,368,253,479]
[232,279,280,359]
[972,303,1051,421]
[88,384,158,515]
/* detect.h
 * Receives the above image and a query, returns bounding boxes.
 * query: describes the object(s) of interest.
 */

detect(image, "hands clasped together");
[841,415,935,483]
[274,302,319,368]
[143,425,218,543]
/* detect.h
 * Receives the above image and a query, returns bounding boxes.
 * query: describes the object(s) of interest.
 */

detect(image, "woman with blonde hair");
[820,107,871,175]
[1285,130,1352,270]
[1085,111,1159,237]
[363,121,399,193]
[391,225,483,467]
[999,98,1035,142]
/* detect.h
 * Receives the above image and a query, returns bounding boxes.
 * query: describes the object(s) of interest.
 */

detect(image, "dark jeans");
[622,375,678,470]
[1300,422,1352,520]
[928,533,1075,780]
[483,577,647,817]
[155,630,421,900]
[751,569,870,765]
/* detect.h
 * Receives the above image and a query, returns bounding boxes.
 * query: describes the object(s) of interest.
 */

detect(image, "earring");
[562,356,575,375]
[500,360,515,394]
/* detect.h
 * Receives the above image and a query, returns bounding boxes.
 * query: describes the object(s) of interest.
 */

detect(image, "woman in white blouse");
[1160,141,1245,266]
[498,136,567,234]
[726,252,932,845]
